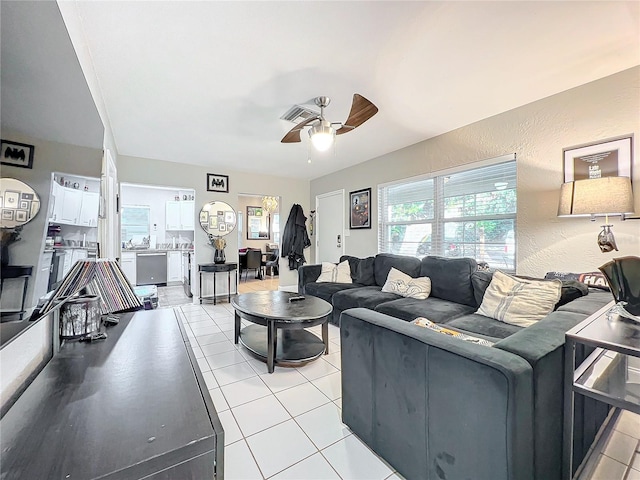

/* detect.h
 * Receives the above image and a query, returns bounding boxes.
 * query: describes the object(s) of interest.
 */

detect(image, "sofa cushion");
[420,256,477,307]
[477,271,562,327]
[340,255,376,286]
[316,260,352,283]
[446,313,523,340]
[381,267,431,299]
[304,282,363,305]
[374,296,476,323]
[332,286,401,312]
[373,253,421,287]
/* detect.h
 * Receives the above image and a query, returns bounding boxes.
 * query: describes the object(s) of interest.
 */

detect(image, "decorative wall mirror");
[199,201,237,237]
[246,206,271,240]
[0,178,41,229]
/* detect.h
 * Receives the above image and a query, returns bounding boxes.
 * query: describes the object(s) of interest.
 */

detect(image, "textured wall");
[310,67,640,276]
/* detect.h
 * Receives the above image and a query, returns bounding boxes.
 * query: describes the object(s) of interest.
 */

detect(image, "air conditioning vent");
[280,105,318,124]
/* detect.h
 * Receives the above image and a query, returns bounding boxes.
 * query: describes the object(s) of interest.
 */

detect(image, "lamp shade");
[309,121,335,152]
[558,176,635,217]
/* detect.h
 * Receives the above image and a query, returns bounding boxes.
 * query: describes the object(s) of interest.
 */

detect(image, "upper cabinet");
[49,174,101,227]
[166,200,194,230]
[79,191,100,227]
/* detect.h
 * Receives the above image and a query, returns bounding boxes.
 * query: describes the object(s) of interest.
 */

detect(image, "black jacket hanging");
[281,204,311,270]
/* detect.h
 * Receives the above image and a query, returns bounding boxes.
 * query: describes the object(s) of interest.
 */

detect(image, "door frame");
[315,189,345,264]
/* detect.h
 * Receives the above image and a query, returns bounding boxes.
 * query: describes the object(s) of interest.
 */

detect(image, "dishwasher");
[136,252,168,286]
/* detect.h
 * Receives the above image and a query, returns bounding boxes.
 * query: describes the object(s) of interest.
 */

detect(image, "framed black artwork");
[1,140,34,169]
[207,173,229,193]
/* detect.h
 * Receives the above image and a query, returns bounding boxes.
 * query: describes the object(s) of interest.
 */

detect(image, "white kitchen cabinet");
[166,201,194,230]
[180,201,194,230]
[71,249,88,265]
[49,182,62,221]
[78,191,100,227]
[33,251,54,303]
[53,187,83,225]
[166,201,181,230]
[61,249,74,277]
[167,251,182,283]
[120,252,137,285]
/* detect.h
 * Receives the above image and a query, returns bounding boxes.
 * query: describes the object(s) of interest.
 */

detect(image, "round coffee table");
[232,291,333,373]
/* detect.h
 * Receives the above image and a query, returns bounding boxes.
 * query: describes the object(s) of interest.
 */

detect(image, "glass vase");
[214,248,226,264]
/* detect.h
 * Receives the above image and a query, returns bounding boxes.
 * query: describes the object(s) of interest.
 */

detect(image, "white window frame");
[378,154,517,271]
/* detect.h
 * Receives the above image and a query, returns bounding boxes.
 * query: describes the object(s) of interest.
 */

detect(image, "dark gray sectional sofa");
[297,253,613,480]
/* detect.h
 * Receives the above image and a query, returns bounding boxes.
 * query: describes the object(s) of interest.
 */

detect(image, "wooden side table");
[199,263,238,305]
[563,301,640,478]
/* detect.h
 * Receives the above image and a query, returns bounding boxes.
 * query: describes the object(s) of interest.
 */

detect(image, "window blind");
[378,156,517,271]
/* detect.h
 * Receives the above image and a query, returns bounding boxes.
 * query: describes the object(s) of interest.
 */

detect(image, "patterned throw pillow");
[412,318,493,347]
[477,270,562,327]
[381,267,431,299]
[316,260,352,283]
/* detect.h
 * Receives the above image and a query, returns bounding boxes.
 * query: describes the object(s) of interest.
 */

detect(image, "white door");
[102,148,118,259]
[316,190,345,263]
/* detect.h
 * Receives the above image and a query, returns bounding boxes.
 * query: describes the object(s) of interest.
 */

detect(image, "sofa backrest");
[373,253,421,286]
[420,256,478,307]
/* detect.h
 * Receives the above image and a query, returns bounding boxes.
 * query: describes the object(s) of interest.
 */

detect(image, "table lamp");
[558,176,635,252]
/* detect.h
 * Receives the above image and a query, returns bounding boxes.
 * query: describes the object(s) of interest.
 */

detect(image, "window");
[121,205,150,244]
[379,157,517,271]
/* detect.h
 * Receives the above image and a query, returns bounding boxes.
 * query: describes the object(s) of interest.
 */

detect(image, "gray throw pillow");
[340,255,376,286]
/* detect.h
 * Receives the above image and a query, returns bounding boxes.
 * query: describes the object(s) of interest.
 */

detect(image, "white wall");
[117,155,310,291]
[310,67,640,277]
[120,184,195,247]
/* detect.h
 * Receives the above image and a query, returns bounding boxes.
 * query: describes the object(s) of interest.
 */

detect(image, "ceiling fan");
[281,94,378,151]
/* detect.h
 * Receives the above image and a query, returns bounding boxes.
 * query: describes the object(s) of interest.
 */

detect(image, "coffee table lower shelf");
[239,325,326,368]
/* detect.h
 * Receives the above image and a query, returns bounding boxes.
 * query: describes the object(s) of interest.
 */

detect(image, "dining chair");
[262,248,279,276]
[243,249,263,281]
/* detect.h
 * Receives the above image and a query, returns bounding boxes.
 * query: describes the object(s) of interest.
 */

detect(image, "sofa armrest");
[297,264,322,294]
[340,308,534,480]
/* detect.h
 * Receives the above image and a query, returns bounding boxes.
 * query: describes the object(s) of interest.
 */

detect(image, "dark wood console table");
[0,265,33,321]
[199,262,238,305]
[0,308,224,479]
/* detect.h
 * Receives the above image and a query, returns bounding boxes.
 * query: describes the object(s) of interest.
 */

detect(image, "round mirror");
[0,178,41,229]
[199,201,236,237]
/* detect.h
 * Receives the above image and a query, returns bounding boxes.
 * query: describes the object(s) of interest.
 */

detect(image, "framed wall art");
[563,135,632,183]
[206,173,229,193]
[1,140,34,169]
[349,187,371,229]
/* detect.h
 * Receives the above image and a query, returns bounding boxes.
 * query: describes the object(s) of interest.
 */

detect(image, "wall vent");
[280,105,318,124]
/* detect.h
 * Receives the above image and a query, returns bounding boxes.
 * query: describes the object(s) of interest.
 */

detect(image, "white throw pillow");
[476,270,562,327]
[381,267,431,300]
[316,260,352,283]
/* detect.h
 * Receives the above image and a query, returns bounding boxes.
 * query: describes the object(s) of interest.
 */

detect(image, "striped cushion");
[316,260,352,284]
[476,270,562,327]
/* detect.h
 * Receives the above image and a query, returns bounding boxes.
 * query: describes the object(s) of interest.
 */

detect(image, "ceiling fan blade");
[335,94,378,135]
[281,116,320,143]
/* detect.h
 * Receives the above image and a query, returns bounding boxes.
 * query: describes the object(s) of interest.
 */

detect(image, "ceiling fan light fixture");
[309,121,335,152]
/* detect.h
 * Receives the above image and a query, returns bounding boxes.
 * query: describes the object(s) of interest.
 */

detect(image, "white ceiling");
[23,2,640,179]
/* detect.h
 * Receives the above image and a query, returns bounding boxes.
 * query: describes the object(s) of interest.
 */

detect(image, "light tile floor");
[176,301,399,479]
[165,277,640,480]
